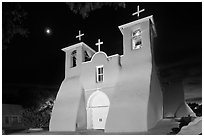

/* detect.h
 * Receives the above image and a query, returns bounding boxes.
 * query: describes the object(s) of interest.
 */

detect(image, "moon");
[45,27,52,35]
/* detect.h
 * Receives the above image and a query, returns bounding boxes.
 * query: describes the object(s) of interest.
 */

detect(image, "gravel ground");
[10,119,180,135]
[9,118,202,135]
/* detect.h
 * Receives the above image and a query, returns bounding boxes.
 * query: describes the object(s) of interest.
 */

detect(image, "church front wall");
[80,52,121,130]
[81,52,121,91]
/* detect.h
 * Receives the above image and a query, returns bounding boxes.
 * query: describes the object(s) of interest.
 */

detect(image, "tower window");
[132,29,142,50]
[96,65,104,83]
[84,51,91,62]
[71,50,77,68]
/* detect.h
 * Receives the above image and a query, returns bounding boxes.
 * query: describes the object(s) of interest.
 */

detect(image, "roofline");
[61,42,96,53]
[118,15,157,36]
[82,43,96,53]
[118,15,154,29]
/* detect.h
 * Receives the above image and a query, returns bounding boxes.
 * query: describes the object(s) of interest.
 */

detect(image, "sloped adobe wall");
[76,90,87,130]
[163,80,195,118]
[49,76,82,131]
[147,64,163,129]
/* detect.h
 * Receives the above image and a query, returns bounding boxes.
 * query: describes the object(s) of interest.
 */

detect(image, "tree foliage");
[16,87,57,109]
[21,96,55,128]
[66,2,126,18]
[22,107,50,128]
[2,2,28,50]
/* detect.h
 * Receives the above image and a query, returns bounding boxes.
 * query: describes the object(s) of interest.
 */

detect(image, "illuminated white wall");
[49,16,171,132]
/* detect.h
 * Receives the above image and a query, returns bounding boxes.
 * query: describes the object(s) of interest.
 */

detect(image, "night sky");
[3,2,202,90]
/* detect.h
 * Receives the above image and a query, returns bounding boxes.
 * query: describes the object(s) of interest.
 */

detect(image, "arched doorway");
[87,90,110,130]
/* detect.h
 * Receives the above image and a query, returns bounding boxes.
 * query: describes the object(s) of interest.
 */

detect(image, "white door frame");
[86,90,110,130]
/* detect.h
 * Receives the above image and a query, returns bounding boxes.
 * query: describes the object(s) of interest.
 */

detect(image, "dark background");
[2,2,202,107]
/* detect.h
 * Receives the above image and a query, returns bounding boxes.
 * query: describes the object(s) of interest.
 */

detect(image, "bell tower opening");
[71,50,77,68]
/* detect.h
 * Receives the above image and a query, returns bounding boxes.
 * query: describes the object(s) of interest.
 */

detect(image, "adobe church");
[49,13,195,132]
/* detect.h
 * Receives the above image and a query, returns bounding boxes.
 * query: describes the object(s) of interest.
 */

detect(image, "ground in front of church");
[9,118,201,135]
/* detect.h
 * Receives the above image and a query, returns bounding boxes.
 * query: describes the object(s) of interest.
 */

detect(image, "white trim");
[108,54,120,58]
[61,42,96,54]
[118,15,157,37]
[86,90,110,129]
[118,15,154,30]
[84,85,115,93]
[86,90,100,129]
[90,51,109,62]
[62,42,83,51]
[86,90,100,109]
[82,52,121,65]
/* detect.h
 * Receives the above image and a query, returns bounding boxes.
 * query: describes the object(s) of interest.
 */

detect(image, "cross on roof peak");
[132,5,145,18]
[76,30,84,41]
[95,39,103,52]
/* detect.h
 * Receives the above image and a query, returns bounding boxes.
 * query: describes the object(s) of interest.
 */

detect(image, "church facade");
[49,15,194,132]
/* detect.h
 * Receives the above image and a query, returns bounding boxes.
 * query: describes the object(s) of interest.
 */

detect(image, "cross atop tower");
[76,30,84,41]
[132,5,145,17]
[95,39,103,52]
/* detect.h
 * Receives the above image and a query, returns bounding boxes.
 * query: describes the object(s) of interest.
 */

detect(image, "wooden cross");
[95,39,103,52]
[132,5,145,17]
[76,30,84,41]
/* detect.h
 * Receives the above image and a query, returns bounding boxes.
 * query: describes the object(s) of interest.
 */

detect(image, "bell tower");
[112,15,163,131]
[62,42,96,78]
[118,15,157,66]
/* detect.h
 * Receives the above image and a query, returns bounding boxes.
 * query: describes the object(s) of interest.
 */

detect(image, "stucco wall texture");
[49,16,193,132]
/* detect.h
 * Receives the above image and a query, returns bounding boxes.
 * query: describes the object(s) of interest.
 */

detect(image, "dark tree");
[21,95,55,128]
[2,2,28,50]
[66,2,126,18]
